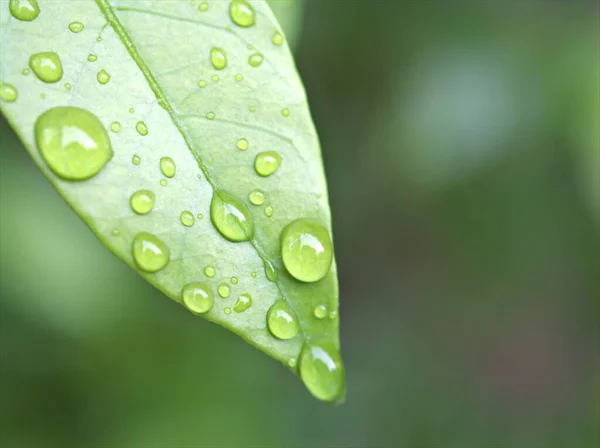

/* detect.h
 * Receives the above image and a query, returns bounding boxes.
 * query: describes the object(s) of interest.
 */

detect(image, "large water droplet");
[29,52,63,83]
[97,69,111,84]
[180,210,195,227]
[229,0,255,27]
[160,156,176,178]
[264,259,278,282]
[233,293,252,313]
[130,190,155,215]
[34,107,113,180]
[9,0,39,21]
[248,53,263,67]
[210,47,228,70]
[0,83,18,102]
[267,300,299,340]
[218,283,231,298]
[182,283,213,314]
[136,121,148,136]
[68,21,84,33]
[254,151,281,177]
[313,304,327,319]
[132,232,170,273]
[210,191,254,242]
[248,189,265,205]
[280,219,333,283]
[300,343,344,402]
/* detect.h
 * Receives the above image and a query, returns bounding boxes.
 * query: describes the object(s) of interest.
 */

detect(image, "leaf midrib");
[94,0,309,343]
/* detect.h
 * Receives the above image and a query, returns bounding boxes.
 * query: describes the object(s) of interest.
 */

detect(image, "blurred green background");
[1,0,599,446]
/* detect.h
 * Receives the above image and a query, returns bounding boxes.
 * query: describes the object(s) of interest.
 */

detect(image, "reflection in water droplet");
[34,106,113,180]
[229,0,255,27]
[88,54,97,62]
[254,151,282,177]
[204,266,216,278]
[206,112,215,120]
[68,21,84,33]
[218,283,231,298]
[237,138,249,151]
[136,121,148,136]
[9,0,40,21]
[265,205,273,217]
[210,47,228,70]
[110,121,121,133]
[160,179,167,187]
[264,259,278,282]
[231,277,238,285]
[282,108,290,117]
[272,31,284,46]
[233,293,252,313]
[130,190,155,215]
[97,69,111,84]
[180,211,195,227]
[314,304,327,319]
[267,300,299,340]
[160,156,176,178]
[132,232,170,273]
[210,191,254,242]
[248,53,264,67]
[248,189,265,206]
[280,219,333,283]
[0,83,18,103]
[29,52,63,83]
[182,283,213,314]
[132,155,141,165]
[300,343,344,402]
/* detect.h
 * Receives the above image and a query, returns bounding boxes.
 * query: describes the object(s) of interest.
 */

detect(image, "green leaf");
[0,0,344,402]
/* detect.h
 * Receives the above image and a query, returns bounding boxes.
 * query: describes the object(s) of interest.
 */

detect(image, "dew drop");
[211,74,219,82]
[87,54,97,62]
[206,112,215,120]
[97,69,110,84]
[248,189,265,206]
[251,271,257,278]
[9,0,39,21]
[272,31,284,46]
[96,36,102,42]
[314,304,327,319]
[248,53,264,68]
[110,121,121,133]
[68,21,84,33]
[237,138,249,151]
[254,151,282,177]
[130,190,155,215]
[128,107,134,113]
[0,83,18,103]
[233,293,252,313]
[329,310,338,320]
[210,191,254,242]
[229,0,255,27]
[182,283,213,314]
[267,300,299,340]
[235,74,243,82]
[265,204,273,217]
[160,156,176,178]
[288,358,297,368]
[22,68,30,75]
[160,179,167,187]
[136,121,148,136]
[204,265,216,278]
[198,1,209,11]
[210,47,228,70]
[264,259,278,282]
[280,219,333,283]
[180,210,195,227]
[64,82,71,90]
[111,228,121,236]
[198,79,207,88]
[29,52,63,83]
[231,276,238,285]
[34,107,113,180]
[300,343,344,402]
[196,213,204,220]
[132,232,170,273]
[224,307,232,315]
[218,283,231,298]
[132,154,141,165]
[282,108,290,117]
[249,105,256,113]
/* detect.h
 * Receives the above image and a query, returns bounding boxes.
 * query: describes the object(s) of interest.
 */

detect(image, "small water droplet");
[204,265,216,277]
[235,73,243,82]
[128,107,134,113]
[34,107,113,180]
[248,53,264,68]
[96,36,102,42]
[22,68,30,75]
[132,232,170,273]
[110,121,121,133]
[87,54,97,62]
[281,219,333,283]
[248,189,265,206]
[264,259,278,282]
[130,190,155,215]
[237,138,249,151]
[329,310,338,320]
[160,156,176,178]
[251,271,257,278]
[267,300,299,340]
[9,0,39,21]
[29,52,63,83]
[64,82,71,90]
[300,343,344,402]
[206,112,215,120]
[218,283,231,298]
[265,204,273,217]
[210,47,227,70]
[68,21,84,33]
[136,121,148,136]
[182,283,213,314]
[198,1,209,11]
[180,210,195,227]
[0,83,18,103]
[111,228,121,236]
[281,108,290,117]
[132,154,141,165]
[198,79,207,88]
[210,191,255,242]
[233,293,252,313]
[224,307,232,315]
[314,304,327,319]
[288,358,297,368]
[272,31,284,46]
[249,105,256,113]
[229,0,255,27]
[97,69,111,84]
[231,276,238,285]
[160,179,167,187]
[254,151,282,177]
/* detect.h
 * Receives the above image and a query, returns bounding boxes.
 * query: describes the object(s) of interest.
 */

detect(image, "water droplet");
[229,0,255,27]
[224,307,232,315]
[160,179,167,187]
[136,121,148,136]
[40,92,46,99]
[300,343,344,402]
[22,68,30,75]
[97,69,110,84]
[128,107,134,113]
[130,190,155,215]
[34,107,113,180]
[132,232,170,273]
[160,156,176,178]
[111,228,121,236]
[265,205,273,217]
[211,74,219,82]
[280,219,333,283]
[288,358,297,368]
[248,53,264,67]
[206,112,215,120]
[264,259,278,282]
[267,300,299,340]
[233,293,252,313]
[254,151,282,177]
[180,210,195,227]
[210,191,254,242]
[231,277,238,285]
[9,0,39,21]
[110,121,121,133]
[196,213,204,220]
[235,73,243,82]
[329,310,338,320]
[218,283,231,298]
[248,189,265,206]
[64,82,71,90]
[68,21,84,33]
[29,52,63,83]
[281,108,290,117]
[314,304,327,319]
[0,83,18,103]
[182,283,213,314]
[132,155,141,165]
[272,31,284,46]
[204,265,216,278]
[237,138,248,151]
[210,47,227,70]
[198,79,207,88]
[198,1,209,11]
[87,54,97,62]
[96,36,102,42]
[251,271,257,278]
[249,105,256,113]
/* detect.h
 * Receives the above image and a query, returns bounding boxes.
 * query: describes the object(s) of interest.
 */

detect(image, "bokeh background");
[1,0,599,446]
